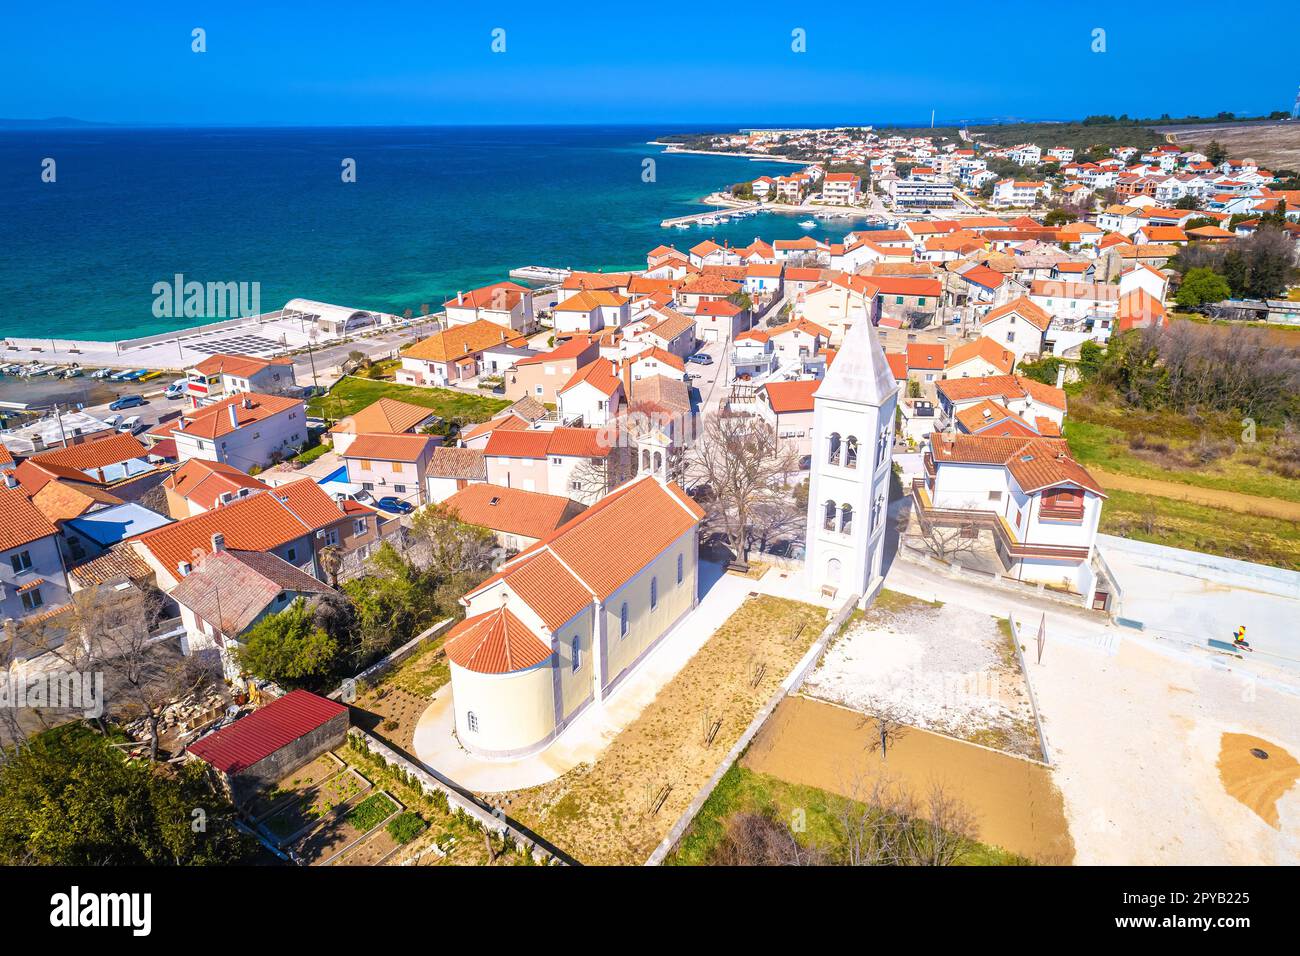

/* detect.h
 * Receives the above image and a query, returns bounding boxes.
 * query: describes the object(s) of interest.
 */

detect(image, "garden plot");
[258,766,372,846]
[802,593,1040,759]
[246,753,345,821]
[292,791,405,866]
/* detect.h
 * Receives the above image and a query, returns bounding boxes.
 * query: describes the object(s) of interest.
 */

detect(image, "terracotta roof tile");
[443,484,584,540]
[443,606,553,674]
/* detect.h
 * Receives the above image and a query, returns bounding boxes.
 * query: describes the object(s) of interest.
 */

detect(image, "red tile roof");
[0,485,60,551]
[163,459,265,509]
[343,433,435,463]
[443,606,553,675]
[27,433,151,472]
[134,491,314,574]
[906,343,945,370]
[191,353,293,378]
[762,379,819,414]
[188,690,346,774]
[443,484,584,540]
[484,427,611,460]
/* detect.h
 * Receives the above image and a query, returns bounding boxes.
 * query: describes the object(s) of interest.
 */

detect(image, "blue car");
[109,394,147,411]
[687,352,714,365]
[375,496,414,515]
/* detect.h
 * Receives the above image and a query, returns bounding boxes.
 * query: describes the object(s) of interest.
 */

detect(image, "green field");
[668,763,1026,867]
[1099,488,1300,570]
[309,376,510,424]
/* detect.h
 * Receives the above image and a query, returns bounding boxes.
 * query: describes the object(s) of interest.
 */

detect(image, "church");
[802,313,899,605]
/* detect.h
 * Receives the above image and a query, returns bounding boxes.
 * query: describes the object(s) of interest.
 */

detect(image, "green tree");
[1174,195,1201,210]
[1175,267,1231,308]
[236,597,341,686]
[1043,208,1077,226]
[0,727,250,865]
[1205,140,1227,165]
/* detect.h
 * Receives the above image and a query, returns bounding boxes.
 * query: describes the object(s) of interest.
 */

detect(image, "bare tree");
[83,585,219,761]
[686,412,799,568]
[568,446,635,500]
[900,509,981,564]
[711,812,824,866]
[859,701,909,763]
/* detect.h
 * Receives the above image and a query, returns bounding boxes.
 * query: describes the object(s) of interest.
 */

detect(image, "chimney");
[1055,363,1066,389]
[227,404,239,429]
[177,560,192,577]
[457,291,464,305]
[2,473,17,489]
[211,532,225,553]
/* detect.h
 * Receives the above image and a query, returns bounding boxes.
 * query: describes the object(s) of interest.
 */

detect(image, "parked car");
[164,381,187,399]
[374,496,414,515]
[687,352,714,365]
[116,415,142,434]
[109,394,147,411]
[102,413,123,428]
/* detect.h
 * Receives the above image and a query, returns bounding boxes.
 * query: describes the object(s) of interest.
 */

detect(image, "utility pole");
[54,403,69,449]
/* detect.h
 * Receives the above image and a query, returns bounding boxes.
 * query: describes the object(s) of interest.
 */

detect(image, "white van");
[116,415,142,434]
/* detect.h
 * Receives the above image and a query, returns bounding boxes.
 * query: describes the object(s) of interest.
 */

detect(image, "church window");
[844,435,858,468]
[827,432,842,466]
[840,504,854,535]
[823,500,837,531]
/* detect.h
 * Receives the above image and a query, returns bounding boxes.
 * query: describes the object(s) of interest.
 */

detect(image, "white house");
[978,296,1054,364]
[153,393,307,471]
[914,432,1105,597]
[445,281,537,334]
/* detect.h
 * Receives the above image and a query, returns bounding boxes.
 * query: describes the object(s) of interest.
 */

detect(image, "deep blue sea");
[2,125,875,341]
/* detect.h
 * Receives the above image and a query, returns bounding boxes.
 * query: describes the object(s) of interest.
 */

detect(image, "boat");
[798,220,817,229]
[699,216,719,225]
[673,221,691,229]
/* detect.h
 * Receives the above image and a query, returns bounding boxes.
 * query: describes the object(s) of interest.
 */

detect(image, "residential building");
[482,427,612,503]
[184,353,296,406]
[327,397,439,457]
[0,480,70,626]
[444,281,537,334]
[152,393,308,471]
[341,433,439,506]
[442,484,586,552]
[913,432,1105,595]
[397,320,526,387]
[505,337,601,405]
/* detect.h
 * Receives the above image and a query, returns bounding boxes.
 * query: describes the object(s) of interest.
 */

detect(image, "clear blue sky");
[2,0,1293,127]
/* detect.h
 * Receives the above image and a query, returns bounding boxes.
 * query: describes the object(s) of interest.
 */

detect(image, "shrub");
[386,812,427,844]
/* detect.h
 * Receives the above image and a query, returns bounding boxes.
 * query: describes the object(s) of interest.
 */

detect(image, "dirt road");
[1089,466,1300,521]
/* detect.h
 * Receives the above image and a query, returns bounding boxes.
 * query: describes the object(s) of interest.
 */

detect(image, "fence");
[644,591,861,865]
[897,540,1095,610]
[1006,614,1052,766]
[326,617,453,702]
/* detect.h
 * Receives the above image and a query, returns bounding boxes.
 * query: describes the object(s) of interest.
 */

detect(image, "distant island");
[0,116,118,129]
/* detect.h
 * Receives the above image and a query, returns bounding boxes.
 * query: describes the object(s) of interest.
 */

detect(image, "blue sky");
[1,1,1293,127]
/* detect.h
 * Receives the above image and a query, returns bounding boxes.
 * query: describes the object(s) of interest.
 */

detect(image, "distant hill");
[0,117,116,129]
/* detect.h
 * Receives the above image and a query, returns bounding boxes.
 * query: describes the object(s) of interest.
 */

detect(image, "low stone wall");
[644,592,861,866]
[327,617,453,702]
[898,542,1093,610]
[348,729,569,865]
[1007,614,1052,766]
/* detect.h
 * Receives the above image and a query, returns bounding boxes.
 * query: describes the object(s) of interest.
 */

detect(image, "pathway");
[1088,465,1300,521]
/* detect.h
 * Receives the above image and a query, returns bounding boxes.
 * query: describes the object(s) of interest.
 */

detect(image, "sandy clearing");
[743,695,1074,863]
[1089,466,1300,521]
[1217,733,1300,828]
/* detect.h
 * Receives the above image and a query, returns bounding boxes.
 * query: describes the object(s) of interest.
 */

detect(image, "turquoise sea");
[2,125,875,341]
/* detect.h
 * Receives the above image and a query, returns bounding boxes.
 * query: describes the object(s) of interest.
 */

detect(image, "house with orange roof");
[442,484,586,552]
[557,359,625,428]
[152,392,307,471]
[945,336,1017,378]
[914,432,1105,596]
[326,397,440,456]
[504,336,601,405]
[482,427,613,503]
[445,281,537,334]
[978,296,1055,364]
[622,307,696,359]
[397,319,526,387]
[822,172,861,204]
[768,318,831,363]
[552,289,630,336]
[873,275,944,329]
[691,297,746,343]
[341,433,439,507]
[440,474,703,758]
[620,348,685,383]
[905,342,946,386]
[935,374,1067,433]
[162,458,267,518]
[183,352,296,407]
[756,380,818,457]
[0,479,70,625]
[1134,224,1188,246]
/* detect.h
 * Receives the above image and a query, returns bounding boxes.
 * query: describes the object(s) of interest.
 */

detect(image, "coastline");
[646,141,810,165]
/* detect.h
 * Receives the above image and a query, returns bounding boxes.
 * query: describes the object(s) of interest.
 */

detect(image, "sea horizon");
[4,124,887,343]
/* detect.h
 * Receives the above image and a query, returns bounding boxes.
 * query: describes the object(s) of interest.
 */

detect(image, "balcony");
[911,479,1090,561]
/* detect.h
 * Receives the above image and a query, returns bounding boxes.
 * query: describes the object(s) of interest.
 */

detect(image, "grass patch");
[1064,398,1300,504]
[668,764,1027,866]
[308,376,509,424]
[293,441,333,465]
[1100,488,1300,570]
